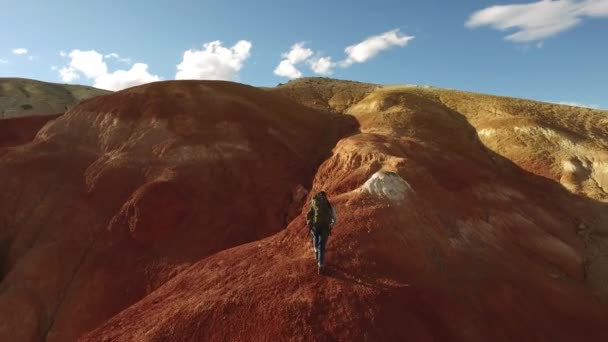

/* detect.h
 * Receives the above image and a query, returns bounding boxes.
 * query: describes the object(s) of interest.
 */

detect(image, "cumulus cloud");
[283,42,314,65]
[94,63,160,90]
[61,50,107,78]
[59,66,81,82]
[308,56,334,75]
[12,48,28,55]
[274,60,304,78]
[556,101,600,109]
[104,52,132,64]
[274,30,414,78]
[175,40,252,80]
[340,29,414,67]
[274,42,314,78]
[466,0,608,42]
[57,49,160,90]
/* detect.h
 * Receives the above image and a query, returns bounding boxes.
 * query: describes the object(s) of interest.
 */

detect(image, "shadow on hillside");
[323,93,608,301]
[443,100,608,302]
[327,264,404,291]
[0,95,363,341]
[298,91,608,302]
[0,113,62,148]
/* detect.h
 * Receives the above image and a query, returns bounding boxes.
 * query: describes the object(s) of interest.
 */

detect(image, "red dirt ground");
[0,80,355,341]
[0,114,61,148]
[1,79,607,341]
[82,119,608,342]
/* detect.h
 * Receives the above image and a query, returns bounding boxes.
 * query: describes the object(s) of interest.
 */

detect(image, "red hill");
[1,78,607,341]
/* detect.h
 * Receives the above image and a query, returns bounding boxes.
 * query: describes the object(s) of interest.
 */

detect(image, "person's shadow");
[326,264,407,291]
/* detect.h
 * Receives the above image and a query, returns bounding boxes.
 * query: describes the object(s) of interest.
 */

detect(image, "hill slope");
[0,78,110,119]
[1,78,607,341]
[0,80,354,341]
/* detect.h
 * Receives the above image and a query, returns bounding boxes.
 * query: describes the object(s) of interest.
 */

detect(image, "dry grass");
[272,78,608,202]
[0,78,110,119]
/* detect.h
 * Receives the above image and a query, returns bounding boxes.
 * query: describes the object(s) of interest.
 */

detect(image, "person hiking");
[306,191,337,274]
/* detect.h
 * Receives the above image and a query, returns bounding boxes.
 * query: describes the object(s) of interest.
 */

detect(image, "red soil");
[0,114,61,148]
[0,80,355,341]
[1,79,607,341]
[83,132,608,341]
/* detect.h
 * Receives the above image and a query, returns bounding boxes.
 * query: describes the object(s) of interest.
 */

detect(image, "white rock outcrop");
[359,171,413,202]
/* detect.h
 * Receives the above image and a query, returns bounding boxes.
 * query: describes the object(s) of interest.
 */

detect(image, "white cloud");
[0,59,7,64]
[59,66,80,82]
[274,30,414,78]
[283,42,314,64]
[556,101,600,109]
[62,49,107,78]
[94,63,160,90]
[27,55,36,61]
[59,50,67,57]
[12,48,28,55]
[175,40,252,80]
[308,56,334,75]
[466,0,608,42]
[57,49,161,90]
[340,29,414,67]
[274,59,304,78]
[104,52,132,64]
[581,0,608,15]
[274,42,314,79]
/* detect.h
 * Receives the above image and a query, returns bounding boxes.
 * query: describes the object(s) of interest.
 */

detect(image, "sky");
[0,0,607,109]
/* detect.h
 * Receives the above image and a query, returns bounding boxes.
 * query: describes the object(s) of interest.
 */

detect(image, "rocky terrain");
[1,78,607,341]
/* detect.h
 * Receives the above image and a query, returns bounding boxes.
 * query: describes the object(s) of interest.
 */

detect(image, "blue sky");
[0,0,607,109]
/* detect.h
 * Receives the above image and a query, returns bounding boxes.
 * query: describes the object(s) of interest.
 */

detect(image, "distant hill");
[0,78,110,119]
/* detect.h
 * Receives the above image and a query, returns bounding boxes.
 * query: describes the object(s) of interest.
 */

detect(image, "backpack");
[310,193,332,230]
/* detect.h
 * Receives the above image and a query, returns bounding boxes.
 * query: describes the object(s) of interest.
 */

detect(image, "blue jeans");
[311,227,330,267]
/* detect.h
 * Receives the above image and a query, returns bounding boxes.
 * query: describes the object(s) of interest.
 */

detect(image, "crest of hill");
[83,78,608,342]
[2,78,608,341]
[0,79,357,342]
[0,78,110,119]
[272,78,608,202]
[269,77,378,113]
[269,77,608,308]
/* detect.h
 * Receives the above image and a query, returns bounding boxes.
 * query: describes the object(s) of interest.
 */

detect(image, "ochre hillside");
[1,78,607,341]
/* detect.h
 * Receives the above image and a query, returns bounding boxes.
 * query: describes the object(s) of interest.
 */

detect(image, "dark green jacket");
[306,204,336,232]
